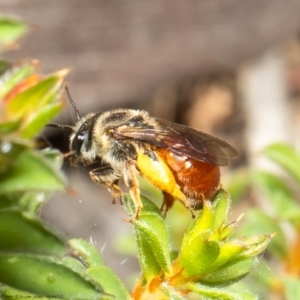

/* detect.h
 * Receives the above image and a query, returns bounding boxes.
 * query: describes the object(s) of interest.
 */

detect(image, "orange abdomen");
[156,148,220,208]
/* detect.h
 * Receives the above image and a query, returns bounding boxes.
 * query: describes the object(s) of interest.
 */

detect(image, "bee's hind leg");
[161,192,175,218]
[89,166,123,205]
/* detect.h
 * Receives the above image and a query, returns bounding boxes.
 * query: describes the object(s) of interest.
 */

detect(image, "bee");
[50,84,238,219]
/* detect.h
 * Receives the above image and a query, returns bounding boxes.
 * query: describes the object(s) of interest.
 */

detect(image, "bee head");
[47,83,99,162]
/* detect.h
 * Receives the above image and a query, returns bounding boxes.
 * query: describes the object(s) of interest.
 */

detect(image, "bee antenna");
[47,123,74,131]
[64,82,81,121]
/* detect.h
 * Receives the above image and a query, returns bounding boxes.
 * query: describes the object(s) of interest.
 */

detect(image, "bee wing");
[116,118,238,166]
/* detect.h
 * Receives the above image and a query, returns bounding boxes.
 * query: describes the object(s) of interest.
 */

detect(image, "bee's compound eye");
[71,119,93,156]
[72,132,88,156]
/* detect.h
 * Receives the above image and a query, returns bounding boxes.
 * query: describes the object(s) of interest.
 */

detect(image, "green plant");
[0,16,272,300]
[227,143,300,299]
[124,191,272,299]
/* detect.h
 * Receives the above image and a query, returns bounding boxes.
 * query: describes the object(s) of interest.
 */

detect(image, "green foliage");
[124,191,271,299]
[0,54,112,299]
[226,142,300,299]
[0,16,28,49]
[0,254,105,300]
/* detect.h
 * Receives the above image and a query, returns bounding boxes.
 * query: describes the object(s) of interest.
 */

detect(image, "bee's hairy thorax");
[70,108,153,168]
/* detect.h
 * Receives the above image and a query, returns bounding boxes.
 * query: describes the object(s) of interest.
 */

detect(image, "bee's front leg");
[89,166,123,205]
[123,161,143,220]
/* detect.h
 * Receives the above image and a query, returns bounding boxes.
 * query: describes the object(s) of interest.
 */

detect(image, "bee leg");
[89,166,123,205]
[107,182,123,205]
[161,192,196,218]
[185,193,206,218]
[112,180,123,204]
[161,192,175,218]
[123,161,142,220]
[188,206,196,219]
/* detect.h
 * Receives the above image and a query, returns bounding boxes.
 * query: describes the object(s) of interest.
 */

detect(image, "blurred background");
[2,0,300,297]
